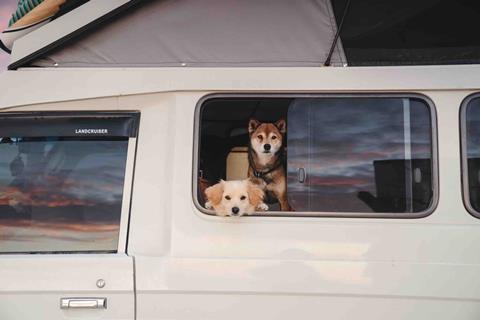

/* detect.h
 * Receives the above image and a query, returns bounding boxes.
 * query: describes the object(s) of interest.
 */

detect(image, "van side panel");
[1,68,479,319]
[126,91,480,319]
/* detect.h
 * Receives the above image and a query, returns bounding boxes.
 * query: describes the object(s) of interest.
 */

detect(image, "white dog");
[205,179,269,216]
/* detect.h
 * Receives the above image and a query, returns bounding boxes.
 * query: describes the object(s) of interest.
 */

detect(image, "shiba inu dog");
[248,119,291,211]
[205,179,269,216]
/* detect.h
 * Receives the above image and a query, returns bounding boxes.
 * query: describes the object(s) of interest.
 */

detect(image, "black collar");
[248,144,284,183]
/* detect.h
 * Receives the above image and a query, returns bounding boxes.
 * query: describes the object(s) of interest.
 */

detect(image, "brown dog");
[247,119,291,211]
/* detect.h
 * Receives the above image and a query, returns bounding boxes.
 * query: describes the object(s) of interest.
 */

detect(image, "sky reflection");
[287,98,432,212]
[0,138,128,252]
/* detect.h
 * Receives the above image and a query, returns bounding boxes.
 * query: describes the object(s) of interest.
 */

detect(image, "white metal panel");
[1,67,480,319]
[133,256,480,320]
[125,89,480,319]
[118,137,138,254]
[1,65,480,110]
[137,293,479,320]
[0,255,134,319]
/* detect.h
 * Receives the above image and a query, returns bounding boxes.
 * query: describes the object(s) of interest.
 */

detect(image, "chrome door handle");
[60,298,107,309]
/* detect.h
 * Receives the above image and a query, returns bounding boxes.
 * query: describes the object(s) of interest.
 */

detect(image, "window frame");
[193,93,439,219]
[460,93,480,219]
[0,111,139,255]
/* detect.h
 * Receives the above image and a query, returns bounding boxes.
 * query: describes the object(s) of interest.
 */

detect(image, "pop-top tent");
[2,0,480,70]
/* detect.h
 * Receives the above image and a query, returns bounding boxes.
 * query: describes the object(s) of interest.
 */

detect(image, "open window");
[196,95,437,217]
[0,112,139,253]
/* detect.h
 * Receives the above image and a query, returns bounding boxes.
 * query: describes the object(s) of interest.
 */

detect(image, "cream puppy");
[205,179,269,216]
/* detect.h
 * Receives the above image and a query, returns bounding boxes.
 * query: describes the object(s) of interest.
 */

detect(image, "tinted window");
[0,113,138,253]
[287,98,434,214]
[463,97,480,215]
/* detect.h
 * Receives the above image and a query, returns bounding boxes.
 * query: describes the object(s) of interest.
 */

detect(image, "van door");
[0,255,134,319]
[0,112,139,320]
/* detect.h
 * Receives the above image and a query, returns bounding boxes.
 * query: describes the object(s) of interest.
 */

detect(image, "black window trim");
[193,93,439,219]
[460,93,480,219]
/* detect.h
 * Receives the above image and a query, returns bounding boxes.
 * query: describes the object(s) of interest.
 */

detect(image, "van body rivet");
[96,279,106,288]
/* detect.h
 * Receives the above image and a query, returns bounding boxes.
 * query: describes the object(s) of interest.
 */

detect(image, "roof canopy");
[4,0,480,69]
[30,0,345,68]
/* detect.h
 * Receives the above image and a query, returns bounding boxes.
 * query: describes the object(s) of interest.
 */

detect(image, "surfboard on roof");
[0,0,86,53]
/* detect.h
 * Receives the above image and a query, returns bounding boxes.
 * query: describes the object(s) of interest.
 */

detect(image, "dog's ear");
[275,119,286,134]
[205,180,225,206]
[247,181,265,207]
[248,119,261,134]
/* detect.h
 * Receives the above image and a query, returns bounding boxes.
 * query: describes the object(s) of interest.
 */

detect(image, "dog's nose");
[264,144,271,151]
[231,207,240,215]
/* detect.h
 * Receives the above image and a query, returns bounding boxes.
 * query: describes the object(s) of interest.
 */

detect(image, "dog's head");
[248,119,286,155]
[204,179,265,217]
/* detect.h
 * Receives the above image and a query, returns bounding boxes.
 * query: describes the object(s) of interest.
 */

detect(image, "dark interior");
[199,98,291,182]
[332,0,480,65]
[198,98,290,206]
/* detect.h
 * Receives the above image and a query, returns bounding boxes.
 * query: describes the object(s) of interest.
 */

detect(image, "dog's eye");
[225,195,231,200]
[240,195,246,200]
[257,135,263,140]
[271,135,277,140]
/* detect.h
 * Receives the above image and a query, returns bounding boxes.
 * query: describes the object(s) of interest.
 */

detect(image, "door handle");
[60,298,107,309]
[298,167,306,183]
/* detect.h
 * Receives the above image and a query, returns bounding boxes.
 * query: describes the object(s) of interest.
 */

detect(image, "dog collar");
[248,144,285,183]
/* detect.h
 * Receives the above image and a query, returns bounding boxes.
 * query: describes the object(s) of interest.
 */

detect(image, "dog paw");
[257,203,269,211]
[205,201,213,210]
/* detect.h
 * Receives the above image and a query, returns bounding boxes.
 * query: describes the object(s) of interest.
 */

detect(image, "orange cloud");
[0,185,95,207]
[0,218,119,233]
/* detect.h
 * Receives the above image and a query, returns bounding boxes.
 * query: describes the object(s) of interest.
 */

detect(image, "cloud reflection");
[0,138,128,252]
[287,98,432,211]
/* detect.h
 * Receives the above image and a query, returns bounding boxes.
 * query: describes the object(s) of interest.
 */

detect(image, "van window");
[0,112,139,253]
[462,96,480,216]
[197,95,436,217]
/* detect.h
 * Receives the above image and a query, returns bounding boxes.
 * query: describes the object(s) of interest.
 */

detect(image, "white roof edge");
[10,0,132,68]
[0,65,479,109]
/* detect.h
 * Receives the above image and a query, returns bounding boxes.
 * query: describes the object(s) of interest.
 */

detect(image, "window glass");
[287,98,433,213]
[0,113,137,253]
[463,97,480,214]
[198,96,434,216]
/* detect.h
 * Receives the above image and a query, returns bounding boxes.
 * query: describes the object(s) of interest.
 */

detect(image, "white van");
[1,0,480,319]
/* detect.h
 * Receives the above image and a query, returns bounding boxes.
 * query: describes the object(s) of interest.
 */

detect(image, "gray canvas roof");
[30,0,346,68]
[7,0,480,69]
